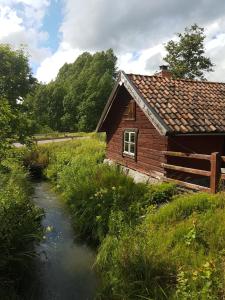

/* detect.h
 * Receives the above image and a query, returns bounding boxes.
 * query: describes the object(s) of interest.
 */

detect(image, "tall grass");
[27,137,225,299]
[0,157,43,299]
[29,138,175,245]
[96,192,225,299]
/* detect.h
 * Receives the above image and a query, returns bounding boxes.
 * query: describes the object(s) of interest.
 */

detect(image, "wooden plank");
[162,163,211,177]
[210,152,221,193]
[162,151,210,160]
[164,177,210,192]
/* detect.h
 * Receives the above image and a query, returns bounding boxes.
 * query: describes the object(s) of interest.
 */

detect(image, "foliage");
[29,139,176,246]
[29,138,225,299]
[25,49,117,132]
[0,99,34,160]
[0,99,16,158]
[25,81,66,132]
[164,24,214,80]
[0,44,37,151]
[0,44,36,106]
[0,43,42,299]
[0,157,43,299]
[96,192,225,299]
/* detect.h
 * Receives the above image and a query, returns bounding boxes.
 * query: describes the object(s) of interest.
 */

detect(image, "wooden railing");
[162,151,225,193]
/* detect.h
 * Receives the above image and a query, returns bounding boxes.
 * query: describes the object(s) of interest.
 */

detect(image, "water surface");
[31,181,97,300]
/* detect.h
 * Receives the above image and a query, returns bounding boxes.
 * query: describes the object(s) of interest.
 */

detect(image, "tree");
[75,49,117,131]
[0,99,34,159]
[0,99,15,158]
[164,24,214,80]
[25,82,66,131]
[0,44,36,106]
[0,44,37,151]
[26,49,117,132]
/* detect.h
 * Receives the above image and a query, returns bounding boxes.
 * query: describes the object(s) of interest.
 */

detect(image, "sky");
[1,0,225,83]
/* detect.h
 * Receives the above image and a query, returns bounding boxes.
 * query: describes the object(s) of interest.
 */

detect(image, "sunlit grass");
[25,136,225,299]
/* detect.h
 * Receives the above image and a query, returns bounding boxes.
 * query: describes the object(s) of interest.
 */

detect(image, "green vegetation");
[0,45,37,146]
[97,192,225,299]
[0,44,43,299]
[27,138,225,299]
[33,131,90,140]
[164,24,214,80]
[25,49,117,132]
[1,41,223,299]
[0,156,43,299]
[25,138,175,245]
[0,44,36,106]
[0,43,117,136]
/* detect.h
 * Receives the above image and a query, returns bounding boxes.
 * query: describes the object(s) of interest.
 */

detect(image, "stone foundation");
[103,159,163,184]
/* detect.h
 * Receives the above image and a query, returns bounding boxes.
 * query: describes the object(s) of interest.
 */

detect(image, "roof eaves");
[174,131,225,136]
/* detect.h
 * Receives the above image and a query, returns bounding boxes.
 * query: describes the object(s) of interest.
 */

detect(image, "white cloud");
[0,6,23,39]
[36,42,81,83]
[118,44,166,75]
[4,0,225,83]
[0,1,50,64]
[53,0,225,82]
[60,0,225,53]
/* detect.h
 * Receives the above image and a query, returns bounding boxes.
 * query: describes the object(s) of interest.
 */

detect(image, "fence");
[162,151,225,193]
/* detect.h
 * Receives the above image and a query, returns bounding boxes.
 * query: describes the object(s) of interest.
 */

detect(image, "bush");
[0,158,43,298]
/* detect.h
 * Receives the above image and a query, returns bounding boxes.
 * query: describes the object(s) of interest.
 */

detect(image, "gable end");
[96,71,171,136]
[120,72,171,136]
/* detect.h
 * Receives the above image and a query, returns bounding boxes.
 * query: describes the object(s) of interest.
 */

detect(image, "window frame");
[122,128,138,159]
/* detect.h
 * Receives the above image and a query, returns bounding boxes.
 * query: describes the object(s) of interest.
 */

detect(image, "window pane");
[124,142,129,152]
[130,143,135,154]
[125,132,129,141]
[130,132,135,143]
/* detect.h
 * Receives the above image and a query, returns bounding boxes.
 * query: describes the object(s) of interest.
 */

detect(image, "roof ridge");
[126,72,225,86]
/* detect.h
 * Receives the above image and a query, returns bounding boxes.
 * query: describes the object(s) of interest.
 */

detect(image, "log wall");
[102,86,167,178]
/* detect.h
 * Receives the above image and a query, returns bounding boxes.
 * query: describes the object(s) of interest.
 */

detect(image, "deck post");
[210,152,221,193]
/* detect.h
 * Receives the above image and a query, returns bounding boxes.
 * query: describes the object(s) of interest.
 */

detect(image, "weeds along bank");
[0,155,43,299]
[27,138,225,299]
[97,192,225,299]
[25,138,175,244]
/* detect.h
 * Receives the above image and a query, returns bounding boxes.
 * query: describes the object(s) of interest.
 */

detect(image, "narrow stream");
[31,181,97,300]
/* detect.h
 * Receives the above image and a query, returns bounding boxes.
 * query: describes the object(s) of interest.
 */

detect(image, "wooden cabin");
[96,67,225,192]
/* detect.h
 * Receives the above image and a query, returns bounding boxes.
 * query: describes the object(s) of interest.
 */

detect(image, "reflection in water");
[31,181,97,300]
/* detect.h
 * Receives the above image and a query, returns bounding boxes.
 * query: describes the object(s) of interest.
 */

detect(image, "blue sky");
[1,0,225,83]
[30,0,63,74]
[42,0,62,52]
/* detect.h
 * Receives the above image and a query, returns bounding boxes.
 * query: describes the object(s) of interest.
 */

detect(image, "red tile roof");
[127,73,225,134]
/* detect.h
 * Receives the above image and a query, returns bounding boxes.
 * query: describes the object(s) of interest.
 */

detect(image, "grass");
[25,138,175,244]
[33,131,105,141]
[0,156,43,299]
[96,192,225,299]
[24,136,225,299]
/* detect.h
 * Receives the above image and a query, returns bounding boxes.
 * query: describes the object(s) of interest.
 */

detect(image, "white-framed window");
[123,130,137,157]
